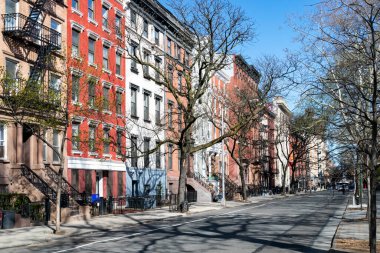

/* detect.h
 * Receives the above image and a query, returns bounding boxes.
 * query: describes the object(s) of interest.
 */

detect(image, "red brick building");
[66,0,126,199]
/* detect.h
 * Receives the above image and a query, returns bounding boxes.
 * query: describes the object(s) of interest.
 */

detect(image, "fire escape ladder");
[23,0,47,36]
[28,45,53,85]
[20,164,57,203]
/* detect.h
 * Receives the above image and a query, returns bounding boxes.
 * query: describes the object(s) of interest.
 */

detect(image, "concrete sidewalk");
[330,196,380,253]
[0,200,253,250]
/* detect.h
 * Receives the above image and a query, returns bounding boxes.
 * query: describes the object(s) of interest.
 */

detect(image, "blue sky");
[160,0,318,109]
[236,0,317,60]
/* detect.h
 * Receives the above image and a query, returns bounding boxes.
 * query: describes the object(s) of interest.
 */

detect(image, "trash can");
[2,211,15,229]
[355,195,359,205]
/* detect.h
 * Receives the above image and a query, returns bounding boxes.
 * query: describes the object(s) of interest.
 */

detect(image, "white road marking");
[53,203,266,253]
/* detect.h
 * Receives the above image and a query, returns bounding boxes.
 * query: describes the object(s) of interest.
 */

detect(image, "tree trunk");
[178,148,187,211]
[282,166,287,195]
[55,166,63,233]
[369,141,377,253]
[239,165,247,200]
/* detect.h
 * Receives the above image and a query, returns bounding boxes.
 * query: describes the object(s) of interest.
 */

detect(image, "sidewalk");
[330,197,380,253]
[0,194,290,250]
[0,200,253,250]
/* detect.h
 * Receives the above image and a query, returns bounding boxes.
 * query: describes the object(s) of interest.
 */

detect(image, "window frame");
[102,45,109,70]
[72,124,80,151]
[88,37,95,64]
[71,74,80,103]
[131,87,137,118]
[88,0,95,20]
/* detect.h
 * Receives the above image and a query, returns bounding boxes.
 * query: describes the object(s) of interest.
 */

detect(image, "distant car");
[336,185,343,191]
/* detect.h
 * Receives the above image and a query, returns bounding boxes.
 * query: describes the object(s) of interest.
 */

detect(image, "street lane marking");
[53,203,266,253]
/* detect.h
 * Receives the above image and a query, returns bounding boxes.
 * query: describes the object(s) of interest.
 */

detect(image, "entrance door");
[96,171,103,197]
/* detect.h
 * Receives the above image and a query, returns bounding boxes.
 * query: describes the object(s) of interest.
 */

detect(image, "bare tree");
[124,0,256,209]
[296,1,380,251]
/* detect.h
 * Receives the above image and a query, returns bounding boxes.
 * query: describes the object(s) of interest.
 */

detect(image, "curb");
[329,195,350,251]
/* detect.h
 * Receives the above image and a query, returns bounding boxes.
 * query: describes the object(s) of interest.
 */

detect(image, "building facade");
[123,0,168,198]
[273,96,292,190]
[0,0,67,200]
[66,0,127,199]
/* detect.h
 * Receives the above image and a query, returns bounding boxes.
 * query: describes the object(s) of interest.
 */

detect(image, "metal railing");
[2,13,61,49]
[188,171,210,190]
[21,164,57,203]
[44,164,87,205]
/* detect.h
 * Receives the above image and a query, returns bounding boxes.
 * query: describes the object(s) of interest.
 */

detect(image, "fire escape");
[2,0,62,86]
[1,1,84,207]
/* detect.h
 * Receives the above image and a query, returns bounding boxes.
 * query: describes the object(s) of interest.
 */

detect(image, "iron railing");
[188,171,210,190]
[44,164,87,205]
[21,164,57,203]
[2,13,61,49]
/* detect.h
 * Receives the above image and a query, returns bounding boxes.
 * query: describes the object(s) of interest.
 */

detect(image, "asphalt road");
[16,191,349,253]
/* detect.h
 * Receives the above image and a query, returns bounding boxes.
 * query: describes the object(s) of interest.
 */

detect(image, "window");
[115,15,122,37]
[88,80,96,107]
[72,0,79,10]
[168,144,173,170]
[144,92,150,121]
[167,38,171,55]
[168,102,173,128]
[144,138,150,168]
[103,45,109,70]
[103,128,110,154]
[102,6,108,28]
[53,130,60,162]
[88,37,95,64]
[102,86,109,110]
[71,74,80,102]
[89,125,96,152]
[155,97,161,125]
[116,91,122,114]
[185,51,190,66]
[72,124,80,151]
[177,46,182,61]
[50,19,60,47]
[143,19,148,38]
[130,42,138,72]
[72,29,80,57]
[156,141,161,169]
[0,125,5,159]
[49,74,61,103]
[178,108,182,131]
[88,0,95,19]
[5,58,17,83]
[154,27,159,45]
[168,66,173,86]
[143,50,150,78]
[155,58,161,82]
[5,0,17,28]
[130,10,136,29]
[178,73,182,91]
[117,131,122,155]
[131,88,137,117]
[116,52,122,75]
[131,136,138,167]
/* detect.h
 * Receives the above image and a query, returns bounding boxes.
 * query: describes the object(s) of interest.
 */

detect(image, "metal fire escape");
[2,0,62,85]
[1,1,72,206]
